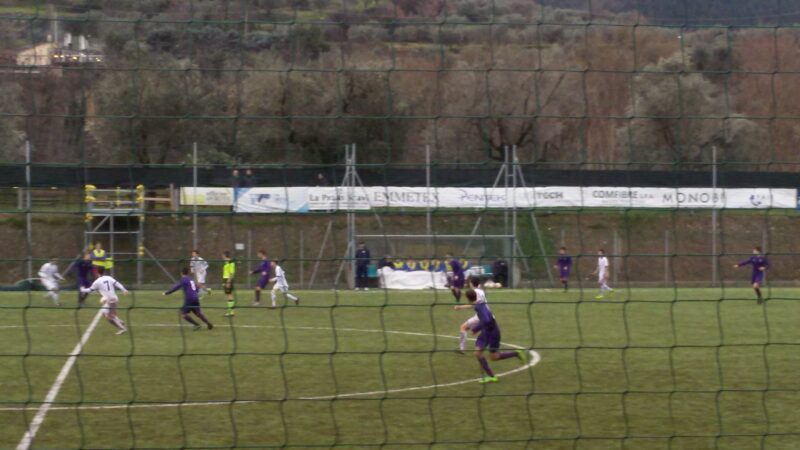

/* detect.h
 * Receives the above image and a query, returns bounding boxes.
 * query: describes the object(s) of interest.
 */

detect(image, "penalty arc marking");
[2,324,541,413]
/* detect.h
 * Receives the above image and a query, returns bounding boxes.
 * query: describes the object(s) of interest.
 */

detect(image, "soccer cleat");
[757,298,764,305]
[207,323,214,330]
[478,376,498,384]
[515,349,529,363]
[116,329,127,335]
[224,311,235,317]
[595,295,604,300]
[455,349,465,355]
[192,325,202,331]
[293,298,300,305]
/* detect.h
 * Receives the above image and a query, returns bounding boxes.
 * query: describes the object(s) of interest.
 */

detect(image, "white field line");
[2,324,541,412]
[15,310,104,450]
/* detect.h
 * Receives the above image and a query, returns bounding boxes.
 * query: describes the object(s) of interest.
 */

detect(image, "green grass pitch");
[2,287,800,450]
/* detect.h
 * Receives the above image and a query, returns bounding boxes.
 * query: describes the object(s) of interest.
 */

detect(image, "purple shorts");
[257,276,269,289]
[752,272,765,285]
[559,269,571,279]
[451,274,465,289]
[181,300,201,315]
[78,277,92,288]
[475,323,501,352]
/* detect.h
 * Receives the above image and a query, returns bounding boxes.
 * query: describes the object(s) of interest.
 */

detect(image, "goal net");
[2,2,800,450]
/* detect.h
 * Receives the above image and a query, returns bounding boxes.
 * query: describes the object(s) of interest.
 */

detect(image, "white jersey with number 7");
[84,275,128,302]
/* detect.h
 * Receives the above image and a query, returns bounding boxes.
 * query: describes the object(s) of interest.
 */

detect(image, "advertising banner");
[217,186,797,212]
[180,187,234,206]
[308,187,371,210]
[233,187,309,213]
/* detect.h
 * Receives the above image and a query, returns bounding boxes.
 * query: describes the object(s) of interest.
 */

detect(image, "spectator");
[243,168,256,187]
[492,259,508,287]
[378,255,393,269]
[316,172,330,187]
[355,241,371,291]
[230,169,241,188]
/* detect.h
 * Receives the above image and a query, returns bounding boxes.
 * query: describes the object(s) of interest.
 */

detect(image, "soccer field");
[2,287,800,450]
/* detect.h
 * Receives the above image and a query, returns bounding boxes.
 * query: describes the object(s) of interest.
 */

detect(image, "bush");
[289,25,331,59]
[146,28,178,52]
[348,25,389,43]
[457,0,492,22]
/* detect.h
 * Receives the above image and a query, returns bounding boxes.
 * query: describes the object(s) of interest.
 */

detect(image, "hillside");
[0,0,797,168]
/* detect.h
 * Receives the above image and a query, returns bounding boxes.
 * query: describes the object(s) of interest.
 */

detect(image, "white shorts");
[598,272,607,283]
[464,315,480,329]
[41,279,58,291]
[272,283,288,293]
[195,271,207,284]
[101,298,119,316]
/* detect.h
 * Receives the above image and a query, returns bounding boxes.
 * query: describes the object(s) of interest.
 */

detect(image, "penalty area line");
[15,310,104,450]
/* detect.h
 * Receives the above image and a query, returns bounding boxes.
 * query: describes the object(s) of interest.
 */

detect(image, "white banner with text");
[221,187,797,212]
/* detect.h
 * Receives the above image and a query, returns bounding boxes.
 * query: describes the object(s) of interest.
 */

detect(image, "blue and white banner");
[234,187,310,213]
[218,186,797,212]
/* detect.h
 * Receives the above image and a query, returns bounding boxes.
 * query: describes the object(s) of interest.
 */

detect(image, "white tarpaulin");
[377,267,449,290]
[218,186,797,212]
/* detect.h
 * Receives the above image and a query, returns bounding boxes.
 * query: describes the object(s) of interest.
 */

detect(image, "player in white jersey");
[81,266,129,334]
[269,260,299,308]
[38,258,64,306]
[190,250,211,296]
[458,276,487,353]
[592,248,614,299]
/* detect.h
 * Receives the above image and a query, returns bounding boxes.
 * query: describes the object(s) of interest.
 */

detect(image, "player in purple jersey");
[733,246,770,304]
[446,253,465,302]
[74,252,94,306]
[164,267,213,330]
[553,247,573,292]
[454,289,528,383]
[250,250,271,306]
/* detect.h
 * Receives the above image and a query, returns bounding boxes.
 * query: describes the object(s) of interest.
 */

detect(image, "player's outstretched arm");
[164,281,182,296]
[115,281,129,294]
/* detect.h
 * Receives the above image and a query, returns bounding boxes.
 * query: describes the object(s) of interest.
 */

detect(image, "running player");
[733,246,770,304]
[74,252,94,306]
[222,251,236,316]
[592,249,614,299]
[164,267,214,331]
[251,250,271,306]
[270,260,300,308]
[38,257,64,306]
[554,247,573,292]
[458,276,486,353]
[447,253,465,302]
[81,266,129,334]
[190,249,210,297]
[454,289,527,384]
